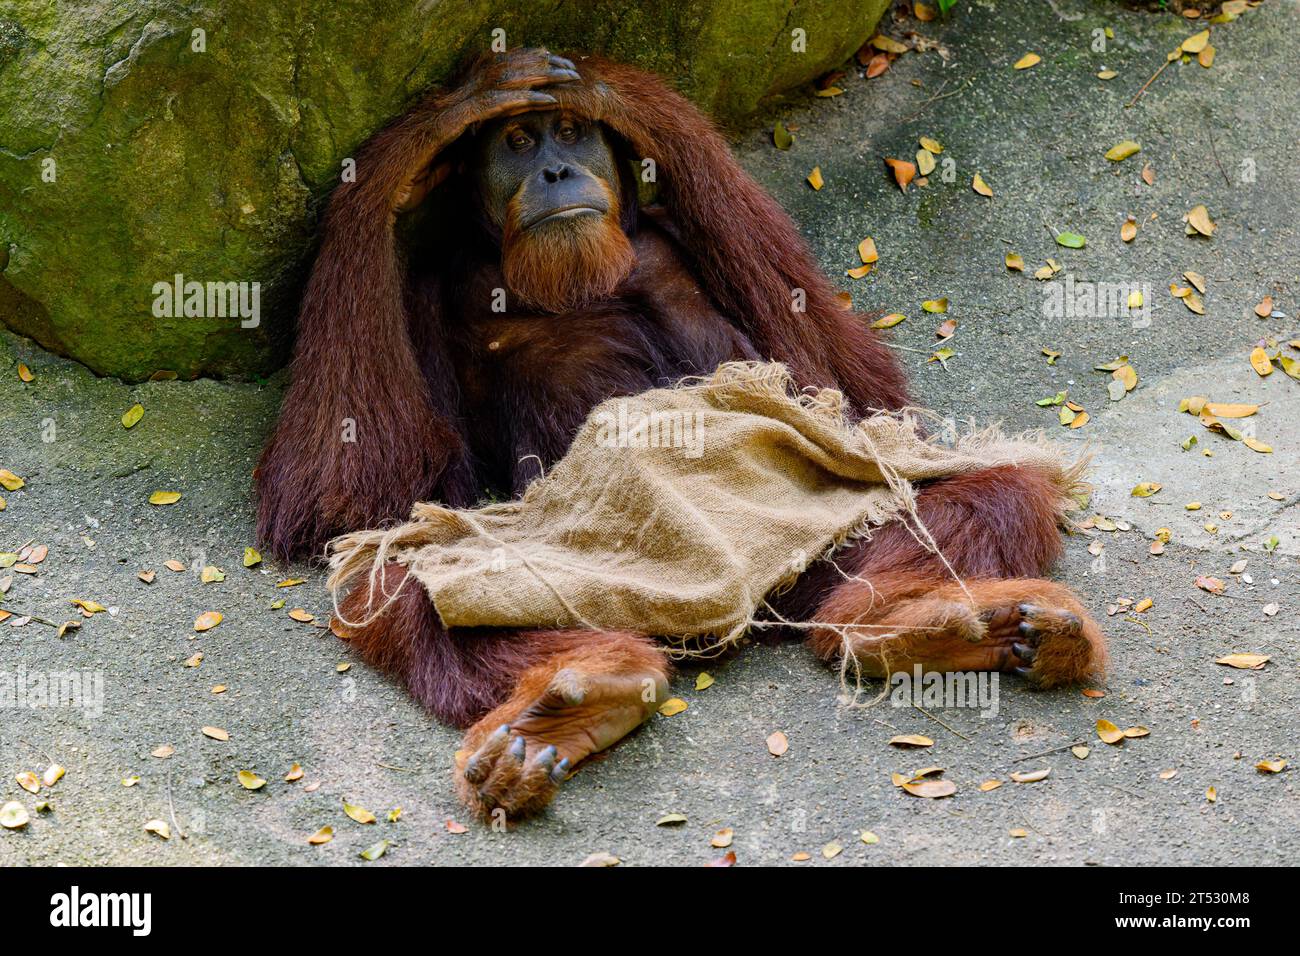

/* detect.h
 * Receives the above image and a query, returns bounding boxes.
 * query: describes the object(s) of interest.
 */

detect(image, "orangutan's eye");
[507,130,533,152]
[556,122,579,144]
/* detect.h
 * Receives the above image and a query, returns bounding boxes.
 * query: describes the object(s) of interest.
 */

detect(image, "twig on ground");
[1014,740,1087,762]
[912,703,971,741]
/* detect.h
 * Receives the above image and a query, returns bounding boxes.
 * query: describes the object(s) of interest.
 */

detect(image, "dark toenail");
[551,758,570,783]
[1018,603,1037,616]
[465,757,488,784]
[1013,666,1037,681]
[509,736,526,760]
[1013,642,1037,663]
[1018,620,1037,637]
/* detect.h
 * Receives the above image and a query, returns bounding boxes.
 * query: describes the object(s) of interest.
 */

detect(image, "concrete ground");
[1,0,1295,866]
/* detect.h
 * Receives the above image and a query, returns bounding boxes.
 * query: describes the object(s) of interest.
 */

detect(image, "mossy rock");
[0,0,889,381]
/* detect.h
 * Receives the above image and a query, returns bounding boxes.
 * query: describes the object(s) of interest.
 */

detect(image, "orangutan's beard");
[501,188,636,313]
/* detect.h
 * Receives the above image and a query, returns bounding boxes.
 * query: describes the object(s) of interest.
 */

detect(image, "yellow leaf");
[237,770,267,790]
[243,546,262,568]
[658,697,687,717]
[888,734,934,748]
[17,364,34,382]
[121,404,144,429]
[288,607,315,623]
[1243,437,1272,454]
[1105,141,1141,162]
[1249,347,1272,377]
[1121,219,1137,242]
[1206,786,1217,803]
[846,263,873,280]
[1069,410,1090,429]
[149,490,182,505]
[1180,29,1211,54]
[1124,726,1150,738]
[1097,70,1118,80]
[872,313,905,329]
[200,565,225,583]
[1134,598,1153,613]
[1204,402,1258,418]
[978,779,1003,792]
[1256,759,1287,774]
[822,842,843,859]
[1009,828,1028,838]
[916,148,935,176]
[276,578,306,587]
[16,771,39,794]
[308,825,334,845]
[194,610,223,632]
[1096,719,1125,744]
[655,813,687,826]
[343,801,376,824]
[919,136,943,154]
[0,469,24,491]
[42,764,65,787]
[921,297,948,313]
[1005,252,1024,271]
[858,236,879,264]
[972,172,993,197]
[694,672,715,691]
[806,166,824,191]
[1014,52,1041,69]
[871,34,909,54]
[1131,482,1161,498]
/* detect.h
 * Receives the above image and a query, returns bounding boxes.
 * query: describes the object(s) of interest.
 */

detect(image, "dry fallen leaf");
[766,730,789,756]
[901,778,956,798]
[288,608,315,623]
[194,611,223,632]
[143,819,171,840]
[711,827,734,848]
[888,734,934,748]
[148,490,182,506]
[658,697,687,717]
[1010,768,1050,783]
[1096,719,1125,744]
[307,826,334,845]
[1014,52,1041,69]
[237,770,267,791]
[343,801,376,824]
[972,172,993,197]
[1215,653,1269,670]
[806,166,824,191]
[1186,204,1216,237]
[201,726,230,741]
[885,157,917,192]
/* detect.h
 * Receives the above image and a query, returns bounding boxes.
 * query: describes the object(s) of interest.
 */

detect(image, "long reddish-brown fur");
[262,50,1106,820]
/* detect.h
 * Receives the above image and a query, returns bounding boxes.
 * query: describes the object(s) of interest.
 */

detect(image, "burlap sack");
[328,362,1082,645]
